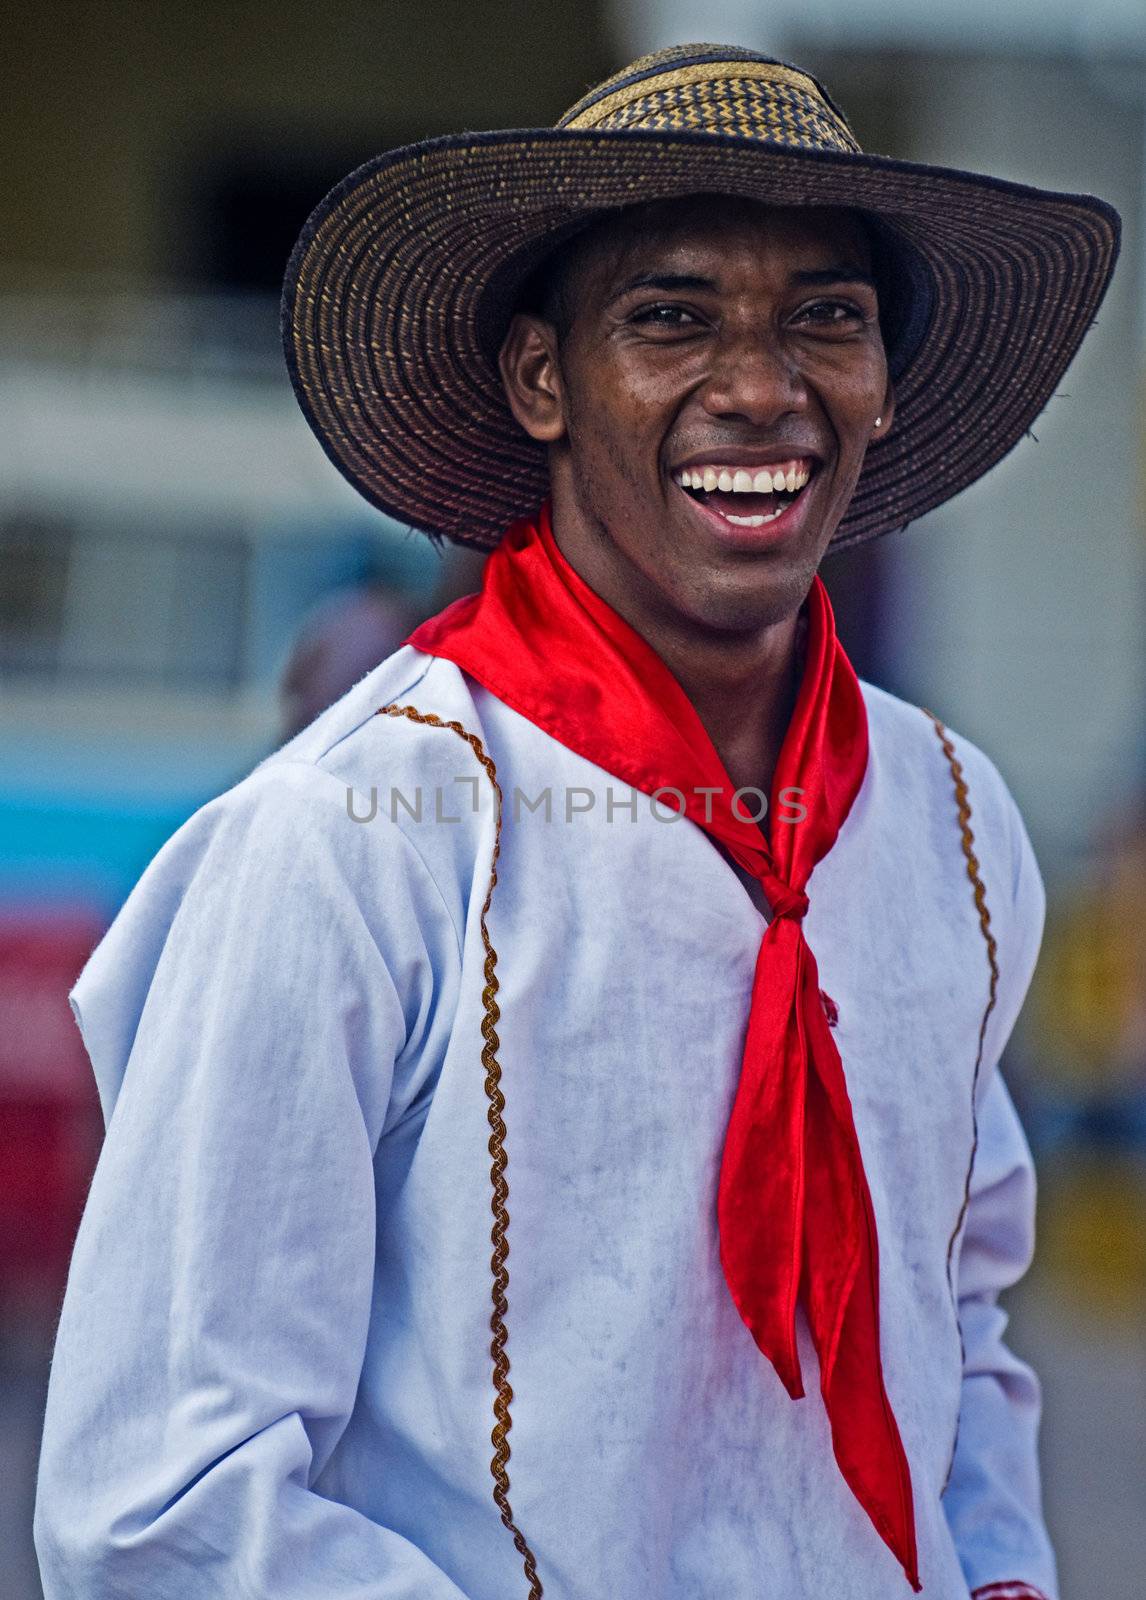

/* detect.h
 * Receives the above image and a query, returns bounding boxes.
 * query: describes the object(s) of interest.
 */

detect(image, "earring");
[874,416,883,429]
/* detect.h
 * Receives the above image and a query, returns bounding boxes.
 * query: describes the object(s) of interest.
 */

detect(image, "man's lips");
[669,455,819,534]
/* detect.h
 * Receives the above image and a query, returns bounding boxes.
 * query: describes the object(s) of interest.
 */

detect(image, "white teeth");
[726,508,785,527]
[675,463,814,493]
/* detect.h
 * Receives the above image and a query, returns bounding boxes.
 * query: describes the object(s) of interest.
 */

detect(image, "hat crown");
[557,43,861,156]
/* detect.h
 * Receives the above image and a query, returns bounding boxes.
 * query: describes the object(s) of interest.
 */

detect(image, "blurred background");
[1,4,1143,1596]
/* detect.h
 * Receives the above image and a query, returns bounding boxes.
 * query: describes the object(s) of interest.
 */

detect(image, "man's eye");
[630,303,700,328]
[793,299,868,327]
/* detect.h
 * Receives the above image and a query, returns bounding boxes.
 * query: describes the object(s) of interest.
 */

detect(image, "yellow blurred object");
[1037,1150,1146,1324]
[1032,804,1146,1093]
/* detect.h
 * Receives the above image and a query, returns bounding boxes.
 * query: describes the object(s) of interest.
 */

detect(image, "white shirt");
[34,644,1056,1600]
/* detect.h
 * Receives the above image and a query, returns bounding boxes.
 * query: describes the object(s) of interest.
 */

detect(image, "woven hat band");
[558,58,860,155]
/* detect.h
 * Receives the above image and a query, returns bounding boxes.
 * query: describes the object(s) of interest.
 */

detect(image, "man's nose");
[699,327,808,425]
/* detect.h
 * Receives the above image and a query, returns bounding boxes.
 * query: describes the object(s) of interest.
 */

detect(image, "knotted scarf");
[406,501,919,1589]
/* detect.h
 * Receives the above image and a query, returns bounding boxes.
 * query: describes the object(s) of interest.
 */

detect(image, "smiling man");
[35,44,1119,1600]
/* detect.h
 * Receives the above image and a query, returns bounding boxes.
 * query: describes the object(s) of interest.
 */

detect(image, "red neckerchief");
[406,501,920,1589]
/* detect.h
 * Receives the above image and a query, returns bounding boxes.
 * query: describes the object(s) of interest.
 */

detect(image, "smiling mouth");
[671,459,815,526]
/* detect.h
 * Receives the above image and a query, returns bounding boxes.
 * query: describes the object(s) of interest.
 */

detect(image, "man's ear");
[872,375,896,440]
[498,313,567,444]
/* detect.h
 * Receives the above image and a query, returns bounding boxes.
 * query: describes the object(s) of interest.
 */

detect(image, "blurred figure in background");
[279,583,417,740]
[279,545,490,738]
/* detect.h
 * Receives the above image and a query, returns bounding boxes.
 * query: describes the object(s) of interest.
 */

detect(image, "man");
[34,43,1118,1600]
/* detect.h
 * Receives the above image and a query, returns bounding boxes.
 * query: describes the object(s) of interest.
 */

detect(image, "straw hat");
[282,43,1120,551]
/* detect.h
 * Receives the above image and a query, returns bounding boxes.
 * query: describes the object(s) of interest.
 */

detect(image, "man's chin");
[672,564,820,636]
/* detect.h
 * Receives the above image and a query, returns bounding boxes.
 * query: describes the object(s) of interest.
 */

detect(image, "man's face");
[500,194,894,636]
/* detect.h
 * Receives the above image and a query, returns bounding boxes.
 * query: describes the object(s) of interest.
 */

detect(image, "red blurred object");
[0,912,105,1311]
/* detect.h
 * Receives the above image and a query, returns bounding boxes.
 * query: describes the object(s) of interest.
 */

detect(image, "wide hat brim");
[282,126,1120,551]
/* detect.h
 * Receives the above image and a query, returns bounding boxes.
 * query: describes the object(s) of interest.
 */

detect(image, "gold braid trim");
[922,708,1001,1490]
[378,704,544,1600]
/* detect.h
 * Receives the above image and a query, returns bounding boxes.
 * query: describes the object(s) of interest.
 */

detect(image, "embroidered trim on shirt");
[378,704,544,1600]
[923,709,1002,1492]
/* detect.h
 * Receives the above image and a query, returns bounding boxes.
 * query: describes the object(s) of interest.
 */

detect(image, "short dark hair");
[513,216,610,344]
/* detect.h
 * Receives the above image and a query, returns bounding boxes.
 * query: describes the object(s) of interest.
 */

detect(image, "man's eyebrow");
[607,272,718,302]
[792,266,877,288]
[606,265,877,302]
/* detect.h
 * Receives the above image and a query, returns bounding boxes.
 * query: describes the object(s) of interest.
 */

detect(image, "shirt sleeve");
[942,786,1058,1600]
[33,759,472,1599]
